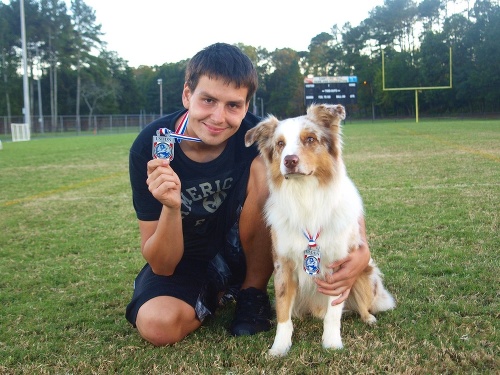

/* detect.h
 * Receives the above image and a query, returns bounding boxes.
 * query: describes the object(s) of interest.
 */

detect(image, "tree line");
[1,0,499,129]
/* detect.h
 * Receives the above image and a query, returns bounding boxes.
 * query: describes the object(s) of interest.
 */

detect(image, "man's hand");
[146,159,181,209]
[314,217,371,305]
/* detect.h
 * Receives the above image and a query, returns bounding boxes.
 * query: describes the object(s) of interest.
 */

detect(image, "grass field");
[0,119,498,374]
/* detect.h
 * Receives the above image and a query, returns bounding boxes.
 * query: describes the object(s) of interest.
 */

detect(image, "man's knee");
[135,298,200,346]
[136,310,178,346]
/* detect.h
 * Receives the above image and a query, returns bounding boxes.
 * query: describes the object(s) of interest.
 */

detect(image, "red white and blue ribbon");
[156,112,201,143]
[303,230,320,247]
[175,111,189,135]
[303,230,321,275]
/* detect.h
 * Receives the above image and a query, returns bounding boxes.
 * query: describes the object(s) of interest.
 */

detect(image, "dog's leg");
[269,258,297,357]
[322,296,344,349]
[349,268,377,324]
[345,262,395,322]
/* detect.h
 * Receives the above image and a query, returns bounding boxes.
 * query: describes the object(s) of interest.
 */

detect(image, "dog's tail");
[369,261,396,313]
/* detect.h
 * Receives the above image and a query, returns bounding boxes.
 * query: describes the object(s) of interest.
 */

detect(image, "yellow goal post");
[382,48,453,123]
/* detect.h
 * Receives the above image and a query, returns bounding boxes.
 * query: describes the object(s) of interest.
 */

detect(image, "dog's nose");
[284,155,299,168]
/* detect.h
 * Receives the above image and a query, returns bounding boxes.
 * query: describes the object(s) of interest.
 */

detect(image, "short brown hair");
[185,43,258,104]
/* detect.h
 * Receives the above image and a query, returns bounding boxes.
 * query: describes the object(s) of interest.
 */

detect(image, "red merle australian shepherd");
[245,104,395,356]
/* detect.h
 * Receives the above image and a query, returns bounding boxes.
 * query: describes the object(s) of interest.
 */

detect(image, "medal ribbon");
[156,111,201,143]
[303,230,320,247]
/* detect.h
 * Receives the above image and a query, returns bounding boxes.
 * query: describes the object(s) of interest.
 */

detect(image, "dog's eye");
[277,140,285,147]
[306,136,316,143]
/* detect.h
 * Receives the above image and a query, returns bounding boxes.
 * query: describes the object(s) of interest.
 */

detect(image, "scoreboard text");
[304,76,358,106]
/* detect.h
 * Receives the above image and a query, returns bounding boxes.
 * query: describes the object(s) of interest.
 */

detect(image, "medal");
[152,112,201,161]
[303,230,321,276]
[304,246,321,275]
[152,133,175,160]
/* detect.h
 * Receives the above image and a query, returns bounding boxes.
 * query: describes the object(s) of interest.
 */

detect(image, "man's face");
[182,76,250,146]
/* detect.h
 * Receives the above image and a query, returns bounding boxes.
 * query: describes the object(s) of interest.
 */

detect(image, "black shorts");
[125,258,213,326]
[125,171,249,326]
[125,233,246,327]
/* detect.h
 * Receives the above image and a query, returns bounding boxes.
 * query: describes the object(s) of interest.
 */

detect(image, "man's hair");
[185,43,258,103]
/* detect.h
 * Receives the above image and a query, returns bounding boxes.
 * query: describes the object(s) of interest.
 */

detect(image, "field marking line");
[399,128,500,162]
[361,182,500,191]
[1,171,126,207]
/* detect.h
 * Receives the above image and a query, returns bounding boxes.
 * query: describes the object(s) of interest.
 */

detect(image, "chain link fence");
[2,112,499,140]
[1,114,160,139]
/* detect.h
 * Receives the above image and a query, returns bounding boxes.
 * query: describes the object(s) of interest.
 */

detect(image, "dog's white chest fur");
[267,174,362,263]
[266,171,363,316]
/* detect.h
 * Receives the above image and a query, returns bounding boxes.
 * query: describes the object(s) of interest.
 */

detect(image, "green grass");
[0,120,498,374]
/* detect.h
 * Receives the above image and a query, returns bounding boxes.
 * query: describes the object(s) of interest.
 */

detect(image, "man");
[125,43,371,346]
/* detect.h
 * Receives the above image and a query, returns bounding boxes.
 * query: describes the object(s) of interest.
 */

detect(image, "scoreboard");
[304,76,358,106]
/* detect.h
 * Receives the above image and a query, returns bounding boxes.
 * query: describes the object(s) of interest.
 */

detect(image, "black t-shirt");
[129,109,260,263]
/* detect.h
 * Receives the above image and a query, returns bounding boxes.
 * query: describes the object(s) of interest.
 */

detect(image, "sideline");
[1,171,127,207]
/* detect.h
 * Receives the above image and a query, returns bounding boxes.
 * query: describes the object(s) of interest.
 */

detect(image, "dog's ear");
[244,126,259,147]
[245,115,279,148]
[329,104,346,122]
[307,104,344,158]
[307,104,345,129]
[245,116,279,165]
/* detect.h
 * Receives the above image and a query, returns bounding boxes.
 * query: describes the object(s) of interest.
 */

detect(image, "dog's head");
[245,104,346,186]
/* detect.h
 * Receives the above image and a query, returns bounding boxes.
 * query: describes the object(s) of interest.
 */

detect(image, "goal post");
[382,47,452,123]
[11,123,31,142]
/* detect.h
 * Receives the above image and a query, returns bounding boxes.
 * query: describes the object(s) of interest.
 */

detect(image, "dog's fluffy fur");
[245,104,395,356]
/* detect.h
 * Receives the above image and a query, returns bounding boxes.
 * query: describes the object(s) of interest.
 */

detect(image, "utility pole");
[35,46,44,133]
[157,79,163,117]
[20,0,31,128]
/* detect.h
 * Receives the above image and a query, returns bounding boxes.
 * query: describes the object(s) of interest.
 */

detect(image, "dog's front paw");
[268,343,291,357]
[268,321,293,357]
[322,331,343,350]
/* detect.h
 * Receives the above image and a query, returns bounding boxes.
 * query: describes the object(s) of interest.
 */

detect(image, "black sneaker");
[229,287,272,336]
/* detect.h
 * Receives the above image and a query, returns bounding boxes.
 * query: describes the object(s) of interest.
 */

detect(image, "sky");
[72,0,386,68]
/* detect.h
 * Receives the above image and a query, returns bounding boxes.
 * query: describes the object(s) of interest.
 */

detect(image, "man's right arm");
[139,159,184,276]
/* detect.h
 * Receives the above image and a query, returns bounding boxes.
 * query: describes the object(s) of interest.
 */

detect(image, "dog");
[245,103,395,356]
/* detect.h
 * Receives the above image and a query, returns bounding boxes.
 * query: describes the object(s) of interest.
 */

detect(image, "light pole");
[35,46,44,133]
[363,81,375,121]
[20,0,31,128]
[157,78,163,117]
[257,97,264,117]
